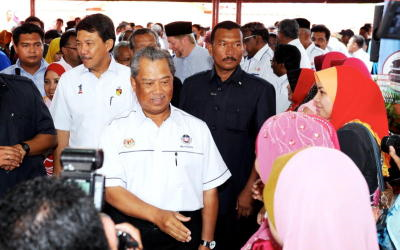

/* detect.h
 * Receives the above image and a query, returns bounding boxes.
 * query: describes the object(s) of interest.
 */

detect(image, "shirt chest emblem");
[116,87,122,96]
[181,134,192,144]
[123,138,135,148]
[78,84,83,94]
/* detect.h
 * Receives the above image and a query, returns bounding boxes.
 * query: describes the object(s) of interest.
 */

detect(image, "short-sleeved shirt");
[50,57,136,148]
[98,105,231,211]
[173,46,213,82]
[180,66,275,211]
[305,43,325,70]
[1,59,48,96]
[0,73,55,197]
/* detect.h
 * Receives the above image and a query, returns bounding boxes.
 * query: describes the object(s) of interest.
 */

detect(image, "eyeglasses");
[64,46,77,50]
[243,35,256,43]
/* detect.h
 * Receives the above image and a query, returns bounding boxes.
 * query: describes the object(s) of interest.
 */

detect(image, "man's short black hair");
[76,13,116,51]
[24,16,44,30]
[60,29,77,48]
[352,35,365,48]
[278,19,299,40]
[0,177,109,250]
[241,22,269,43]
[56,18,63,24]
[44,29,60,41]
[311,25,331,41]
[13,23,44,45]
[274,44,301,72]
[211,21,241,43]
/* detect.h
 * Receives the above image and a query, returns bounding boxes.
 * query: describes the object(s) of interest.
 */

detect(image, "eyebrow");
[141,75,171,81]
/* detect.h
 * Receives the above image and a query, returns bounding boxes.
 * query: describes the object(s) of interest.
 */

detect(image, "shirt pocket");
[166,150,204,187]
[225,106,253,132]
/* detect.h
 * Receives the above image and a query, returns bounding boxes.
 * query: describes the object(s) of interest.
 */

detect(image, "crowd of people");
[0,11,398,250]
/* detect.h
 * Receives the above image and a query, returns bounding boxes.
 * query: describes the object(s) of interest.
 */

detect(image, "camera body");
[61,148,105,211]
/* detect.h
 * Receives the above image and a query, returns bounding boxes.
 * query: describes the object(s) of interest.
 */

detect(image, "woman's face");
[44,70,60,100]
[314,81,333,119]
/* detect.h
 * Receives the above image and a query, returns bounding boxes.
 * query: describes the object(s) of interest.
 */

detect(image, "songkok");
[295,18,310,30]
[165,21,192,37]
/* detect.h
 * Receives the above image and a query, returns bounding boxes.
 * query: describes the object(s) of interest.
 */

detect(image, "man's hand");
[12,144,26,160]
[389,146,400,171]
[153,210,191,242]
[251,178,264,201]
[0,146,23,171]
[236,186,254,218]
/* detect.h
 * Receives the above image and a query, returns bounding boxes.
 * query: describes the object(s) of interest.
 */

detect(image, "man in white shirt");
[271,44,301,113]
[278,19,311,69]
[50,13,136,175]
[311,24,349,56]
[99,47,230,250]
[240,22,278,86]
[295,18,325,70]
[347,35,372,71]
[58,29,82,71]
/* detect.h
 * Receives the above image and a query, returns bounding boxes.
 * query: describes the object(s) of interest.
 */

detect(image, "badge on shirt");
[181,134,192,144]
[116,87,122,96]
[123,138,135,148]
[78,84,83,94]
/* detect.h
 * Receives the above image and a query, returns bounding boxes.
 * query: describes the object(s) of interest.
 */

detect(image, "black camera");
[381,134,400,154]
[60,148,105,211]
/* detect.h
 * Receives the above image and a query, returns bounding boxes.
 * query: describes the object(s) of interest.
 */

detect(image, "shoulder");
[61,64,86,79]
[0,64,16,74]
[183,70,211,84]
[241,69,274,88]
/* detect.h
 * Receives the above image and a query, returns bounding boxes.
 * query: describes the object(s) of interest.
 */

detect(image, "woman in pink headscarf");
[264,147,379,250]
[242,112,340,250]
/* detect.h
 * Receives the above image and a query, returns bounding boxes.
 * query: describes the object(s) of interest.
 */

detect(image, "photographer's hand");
[115,223,143,250]
[154,210,192,243]
[389,146,400,171]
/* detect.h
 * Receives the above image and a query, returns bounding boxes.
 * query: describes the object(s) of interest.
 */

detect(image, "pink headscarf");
[256,112,340,183]
[273,147,379,250]
[321,51,347,70]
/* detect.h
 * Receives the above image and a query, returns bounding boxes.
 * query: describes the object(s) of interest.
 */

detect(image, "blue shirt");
[0,51,11,71]
[1,59,48,96]
[173,46,212,82]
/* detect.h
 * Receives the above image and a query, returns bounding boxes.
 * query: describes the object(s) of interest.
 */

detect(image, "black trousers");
[104,203,202,250]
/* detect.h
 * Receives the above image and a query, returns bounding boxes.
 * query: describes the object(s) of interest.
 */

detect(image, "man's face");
[56,20,63,29]
[211,28,243,72]
[77,30,112,71]
[63,35,81,66]
[132,58,173,117]
[341,35,351,45]
[311,32,328,50]
[347,37,358,53]
[242,30,257,57]
[14,32,43,67]
[167,36,185,57]
[116,46,133,66]
[271,58,285,77]
[133,33,158,53]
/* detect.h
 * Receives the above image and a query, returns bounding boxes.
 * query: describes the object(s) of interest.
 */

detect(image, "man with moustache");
[180,21,276,249]
[1,23,48,96]
[50,13,136,175]
[165,21,212,82]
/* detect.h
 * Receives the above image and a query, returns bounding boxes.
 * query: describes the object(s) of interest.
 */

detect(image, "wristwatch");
[201,240,216,249]
[19,142,30,155]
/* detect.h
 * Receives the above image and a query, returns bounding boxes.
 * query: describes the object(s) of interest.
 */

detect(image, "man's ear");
[105,39,114,53]
[130,76,137,92]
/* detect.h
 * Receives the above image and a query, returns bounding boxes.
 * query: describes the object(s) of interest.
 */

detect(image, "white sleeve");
[50,75,71,131]
[201,123,231,190]
[97,123,127,188]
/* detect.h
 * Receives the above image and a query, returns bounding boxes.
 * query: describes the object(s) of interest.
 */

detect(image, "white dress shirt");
[288,38,312,69]
[57,57,73,71]
[241,44,278,85]
[326,37,349,56]
[275,74,291,113]
[98,105,231,211]
[305,43,325,70]
[50,57,137,148]
[350,48,373,72]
